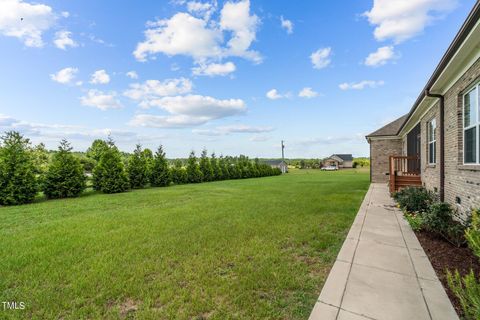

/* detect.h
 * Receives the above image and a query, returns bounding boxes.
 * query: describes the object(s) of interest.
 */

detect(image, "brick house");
[323,154,354,169]
[366,2,480,219]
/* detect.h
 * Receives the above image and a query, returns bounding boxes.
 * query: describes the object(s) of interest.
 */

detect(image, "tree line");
[0,131,282,206]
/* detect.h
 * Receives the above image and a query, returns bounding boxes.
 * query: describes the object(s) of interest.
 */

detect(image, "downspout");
[425,89,445,202]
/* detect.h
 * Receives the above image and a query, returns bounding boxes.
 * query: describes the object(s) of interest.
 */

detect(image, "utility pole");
[281,140,286,173]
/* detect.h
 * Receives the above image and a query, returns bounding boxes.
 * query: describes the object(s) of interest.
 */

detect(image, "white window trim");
[428,118,436,164]
[463,82,480,165]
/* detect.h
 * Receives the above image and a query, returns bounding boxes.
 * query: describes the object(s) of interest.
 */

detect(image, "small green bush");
[448,209,480,319]
[43,139,86,199]
[404,212,424,231]
[423,202,466,246]
[394,186,435,213]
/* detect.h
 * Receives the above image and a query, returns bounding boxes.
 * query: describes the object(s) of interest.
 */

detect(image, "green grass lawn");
[0,169,370,320]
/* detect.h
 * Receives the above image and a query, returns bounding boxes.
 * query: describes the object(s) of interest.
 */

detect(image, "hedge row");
[0,131,282,205]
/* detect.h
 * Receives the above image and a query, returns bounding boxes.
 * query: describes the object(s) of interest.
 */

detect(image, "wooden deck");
[389,156,422,193]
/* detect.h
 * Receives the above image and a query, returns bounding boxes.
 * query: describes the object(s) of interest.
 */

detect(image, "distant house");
[263,160,288,173]
[323,154,354,169]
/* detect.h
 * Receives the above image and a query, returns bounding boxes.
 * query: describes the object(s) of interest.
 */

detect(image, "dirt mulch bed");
[415,230,480,317]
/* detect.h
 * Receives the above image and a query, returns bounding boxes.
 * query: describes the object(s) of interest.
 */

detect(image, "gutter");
[425,89,445,202]
[397,1,480,135]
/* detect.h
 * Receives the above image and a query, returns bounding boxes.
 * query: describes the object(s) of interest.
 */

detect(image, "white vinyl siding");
[428,118,436,164]
[463,83,480,164]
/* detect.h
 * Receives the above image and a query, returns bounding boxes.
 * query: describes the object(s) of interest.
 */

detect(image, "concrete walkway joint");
[309,183,458,320]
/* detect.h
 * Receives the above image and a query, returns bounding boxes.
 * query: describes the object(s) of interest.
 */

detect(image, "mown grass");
[0,169,369,319]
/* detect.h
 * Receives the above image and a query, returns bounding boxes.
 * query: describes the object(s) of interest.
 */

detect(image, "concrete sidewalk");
[309,183,458,320]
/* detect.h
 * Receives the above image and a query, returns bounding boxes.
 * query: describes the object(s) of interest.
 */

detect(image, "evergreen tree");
[199,148,213,182]
[43,139,86,199]
[210,153,220,181]
[127,144,148,189]
[0,131,38,205]
[171,159,187,185]
[150,145,170,187]
[142,148,154,178]
[86,139,109,162]
[186,151,203,183]
[218,156,228,180]
[92,138,129,193]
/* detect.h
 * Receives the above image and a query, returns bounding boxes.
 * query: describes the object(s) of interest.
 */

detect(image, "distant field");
[0,169,370,319]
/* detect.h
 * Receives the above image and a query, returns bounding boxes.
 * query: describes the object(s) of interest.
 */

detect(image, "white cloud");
[363,0,457,44]
[187,1,216,21]
[0,113,165,148]
[0,0,56,47]
[126,71,138,79]
[249,134,270,142]
[80,90,122,110]
[339,80,385,90]
[134,0,261,64]
[61,11,70,18]
[129,114,208,128]
[280,16,293,34]
[134,12,221,62]
[124,78,193,105]
[310,47,332,69]
[89,70,110,84]
[145,94,245,117]
[50,67,78,84]
[364,46,397,67]
[53,30,78,50]
[266,89,287,100]
[298,87,318,98]
[129,94,246,128]
[220,0,261,63]
[193,124,274,136]
[192,61,236,77]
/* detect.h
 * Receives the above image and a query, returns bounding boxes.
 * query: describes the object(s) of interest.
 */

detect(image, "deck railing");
[389,156,421,193]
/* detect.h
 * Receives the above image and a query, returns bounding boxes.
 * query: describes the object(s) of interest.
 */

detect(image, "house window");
[428,118,436,164]
[463,83,479,164]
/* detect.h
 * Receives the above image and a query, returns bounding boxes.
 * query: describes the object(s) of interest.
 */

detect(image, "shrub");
[218,156,228,180]
[448,209,480,319]
[43,139,86,199]
[142,148,154,178]
[92,139,129,194]
[199,149,213,182]
[171,160,187,185]
[467,209,480,257]
[423,202,466,246]
[127,144,149,189]
[394,186,435,213]
[186,151,203,183]
[404,212,424,231]
[0,131,38,205]
[210,153,220,181]
[86,139,109,162]
[150,145,170,187]
[32,142,50,188]
[78,155,96,173]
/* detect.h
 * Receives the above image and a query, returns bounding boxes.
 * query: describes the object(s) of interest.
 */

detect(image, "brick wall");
[419,105,440,194]
[443,57,480,219]
[370,139,403,183]
[413,57,480,219]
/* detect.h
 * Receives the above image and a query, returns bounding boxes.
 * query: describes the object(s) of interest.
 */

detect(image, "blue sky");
[0,0,476,158]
